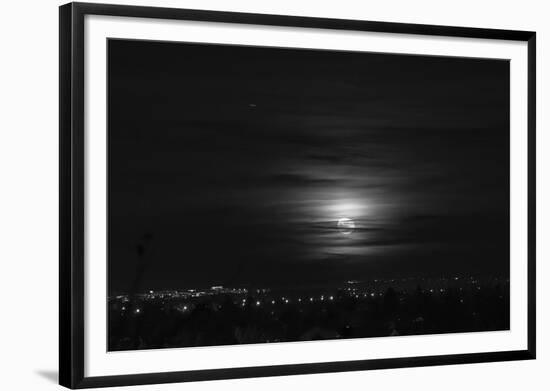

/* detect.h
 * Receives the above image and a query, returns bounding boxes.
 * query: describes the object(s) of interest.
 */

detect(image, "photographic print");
[60,3,536,387]
[107,39,510,351]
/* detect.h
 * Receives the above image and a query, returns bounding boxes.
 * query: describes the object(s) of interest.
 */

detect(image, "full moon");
[337,217,355,235]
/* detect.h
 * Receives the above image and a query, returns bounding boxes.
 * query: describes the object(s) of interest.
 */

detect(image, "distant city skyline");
[108,273,509,350]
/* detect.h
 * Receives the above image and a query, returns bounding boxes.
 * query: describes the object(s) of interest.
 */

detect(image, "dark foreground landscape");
[108,275,509,351]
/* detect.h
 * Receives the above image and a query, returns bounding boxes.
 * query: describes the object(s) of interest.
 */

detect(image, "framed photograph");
[59,2,536,388]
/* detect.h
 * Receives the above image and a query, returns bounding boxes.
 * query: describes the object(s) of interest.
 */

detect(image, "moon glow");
[337,217,355,235]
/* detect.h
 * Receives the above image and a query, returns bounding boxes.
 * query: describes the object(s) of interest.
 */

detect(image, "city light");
[109,275,508,350]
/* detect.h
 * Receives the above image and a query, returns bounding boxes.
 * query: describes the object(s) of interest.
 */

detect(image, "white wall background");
[0,0,547,389]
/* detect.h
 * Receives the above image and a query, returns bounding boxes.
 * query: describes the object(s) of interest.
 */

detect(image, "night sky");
[108,39,509,293]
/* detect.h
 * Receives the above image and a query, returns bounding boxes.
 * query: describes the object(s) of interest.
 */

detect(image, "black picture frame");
[59,2,536,388]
